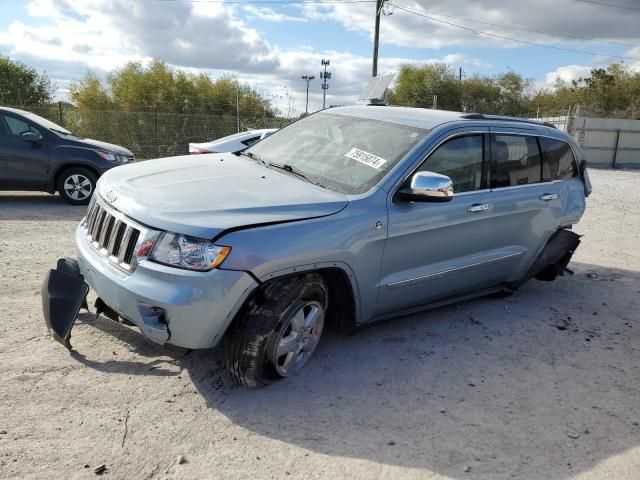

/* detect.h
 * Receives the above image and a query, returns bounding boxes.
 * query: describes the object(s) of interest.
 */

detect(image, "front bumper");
[42,223,258,350]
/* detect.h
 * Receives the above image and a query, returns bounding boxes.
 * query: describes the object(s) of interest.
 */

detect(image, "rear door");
[376,128,520,315]
[0,112,49,190]
[488,127,564,282]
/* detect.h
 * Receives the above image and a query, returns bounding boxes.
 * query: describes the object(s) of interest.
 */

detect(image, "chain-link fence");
[8,103,292,159]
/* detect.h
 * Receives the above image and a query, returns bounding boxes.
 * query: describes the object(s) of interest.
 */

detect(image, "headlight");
[96,151,117,162]
[96,151,130,163]
[148,232,231,271]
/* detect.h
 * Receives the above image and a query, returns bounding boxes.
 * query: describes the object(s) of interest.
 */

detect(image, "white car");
[189,128,277,154]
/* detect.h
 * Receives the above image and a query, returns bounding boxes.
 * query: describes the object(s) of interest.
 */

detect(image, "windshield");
[246,111,427,194]
[23,112,74,136]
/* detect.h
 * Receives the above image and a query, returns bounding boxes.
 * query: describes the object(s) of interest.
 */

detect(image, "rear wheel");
[224,273,328,388]
[57,167,96,205]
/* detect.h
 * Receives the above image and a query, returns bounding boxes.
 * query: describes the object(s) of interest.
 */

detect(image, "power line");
[390,5,640,50]
[392,3,640,61]
[155,0,375,4]
[575,0,640,12]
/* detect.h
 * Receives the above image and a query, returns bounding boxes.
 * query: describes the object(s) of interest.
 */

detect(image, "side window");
[3,115,42,139]
[241,136,261,147]
[492,134,541,187]
[418,135,484,193]
[0,115,9,137]
[540,137,578,181]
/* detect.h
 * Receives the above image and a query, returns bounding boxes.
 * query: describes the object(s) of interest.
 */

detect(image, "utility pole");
[301,75,315,115]
[372,0,383,77]
[320,59,331,110]
[459,67,463,82]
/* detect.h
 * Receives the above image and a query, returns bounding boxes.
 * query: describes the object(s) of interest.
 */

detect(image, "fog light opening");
[137,303,169,325]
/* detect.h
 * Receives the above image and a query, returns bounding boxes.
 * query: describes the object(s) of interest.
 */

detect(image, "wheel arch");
[226,263,360,338]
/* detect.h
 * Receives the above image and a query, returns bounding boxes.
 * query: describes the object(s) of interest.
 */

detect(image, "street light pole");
[301,75,315,115]
[320,59,331,110]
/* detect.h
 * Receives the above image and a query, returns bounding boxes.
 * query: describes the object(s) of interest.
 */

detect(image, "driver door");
[0,112,49,190]
[376,129,522,316]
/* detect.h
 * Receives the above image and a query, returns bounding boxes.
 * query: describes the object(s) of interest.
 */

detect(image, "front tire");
[57,167,97,205]
[225,273,328,389]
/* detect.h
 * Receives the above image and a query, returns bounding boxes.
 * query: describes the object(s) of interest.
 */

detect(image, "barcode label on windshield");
[344,148,387,170]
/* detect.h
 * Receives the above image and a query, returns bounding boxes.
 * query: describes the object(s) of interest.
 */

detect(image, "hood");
[74,137,133,156]
[96,154,349,239]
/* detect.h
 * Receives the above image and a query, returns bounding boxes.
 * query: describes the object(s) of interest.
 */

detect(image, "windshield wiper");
[268,163,326,189]
[236,150,267,166]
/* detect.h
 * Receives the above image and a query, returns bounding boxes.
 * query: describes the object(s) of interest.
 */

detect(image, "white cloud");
[545,65,593,86]
[243,6,307,23]
[299,0,640,50]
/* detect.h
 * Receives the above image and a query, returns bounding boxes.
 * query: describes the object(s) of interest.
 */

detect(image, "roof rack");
[460,113,557,129]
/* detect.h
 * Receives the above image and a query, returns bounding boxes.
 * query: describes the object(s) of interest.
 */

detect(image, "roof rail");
[460,113,557,129]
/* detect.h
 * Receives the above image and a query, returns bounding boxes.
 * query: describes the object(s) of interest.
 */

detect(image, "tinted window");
[418,135,484,193]
[492,134,541,187]
[1,115,42,138]
[241,136,261,147]
[540,137,577,180]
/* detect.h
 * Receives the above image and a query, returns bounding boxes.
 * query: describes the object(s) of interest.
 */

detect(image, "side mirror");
[397,171,454,202]
[22,132,42,143]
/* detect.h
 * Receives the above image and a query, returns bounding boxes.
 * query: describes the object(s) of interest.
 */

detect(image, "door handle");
[467,203,491,213]
[540,193,559,201]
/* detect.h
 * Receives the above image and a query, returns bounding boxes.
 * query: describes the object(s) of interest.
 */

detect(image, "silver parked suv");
[42,106,591,388]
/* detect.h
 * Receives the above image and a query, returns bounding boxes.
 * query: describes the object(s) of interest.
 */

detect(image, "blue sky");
[1,0,639,114]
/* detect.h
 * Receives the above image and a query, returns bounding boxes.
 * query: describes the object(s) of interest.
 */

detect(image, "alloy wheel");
[63,174,93,201]
[268,300,325,377]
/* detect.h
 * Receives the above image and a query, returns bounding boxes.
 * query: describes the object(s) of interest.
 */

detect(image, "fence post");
[612,129,621,169]
[58,101,63,127]
[154,105,159,159]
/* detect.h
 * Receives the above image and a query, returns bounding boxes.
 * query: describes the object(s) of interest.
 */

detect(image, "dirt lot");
[1,168,639,480]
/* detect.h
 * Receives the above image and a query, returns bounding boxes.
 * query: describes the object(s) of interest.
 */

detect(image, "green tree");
[70,59,275,118]
[388,63,461,110]
[459,75,500,113]
[388,63,533,114]
[0,55,54,106]
[494,71,533,115]
[69,72,113,110]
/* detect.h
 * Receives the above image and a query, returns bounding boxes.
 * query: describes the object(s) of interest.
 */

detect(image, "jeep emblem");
[105,189,117,203]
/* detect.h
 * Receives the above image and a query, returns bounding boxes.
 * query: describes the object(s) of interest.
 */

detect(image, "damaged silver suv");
[42,106,591,388]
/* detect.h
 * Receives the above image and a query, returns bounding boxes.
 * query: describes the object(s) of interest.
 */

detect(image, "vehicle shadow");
[0,192,86,221]
[179,262,640,479]
[70,311,182,377]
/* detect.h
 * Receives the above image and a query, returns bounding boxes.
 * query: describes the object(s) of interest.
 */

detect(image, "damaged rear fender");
[521,229,582,284]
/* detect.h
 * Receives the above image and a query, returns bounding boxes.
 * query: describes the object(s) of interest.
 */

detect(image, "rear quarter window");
[540,137,578,181]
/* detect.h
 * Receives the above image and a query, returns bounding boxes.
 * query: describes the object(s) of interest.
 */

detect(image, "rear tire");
[224,273,328,389]
[57,167,97,205]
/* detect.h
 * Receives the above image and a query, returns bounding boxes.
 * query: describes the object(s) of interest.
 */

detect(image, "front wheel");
[57,167,97,205]
[224,273,328,388]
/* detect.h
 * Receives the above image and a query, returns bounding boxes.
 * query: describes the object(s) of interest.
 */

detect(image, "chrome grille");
[83,197,142,270]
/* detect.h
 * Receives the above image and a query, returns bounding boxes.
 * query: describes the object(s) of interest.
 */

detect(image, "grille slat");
[107,221,124,257]
[98,215,115,248]
[117,226,134,263]
[84,200,142,271]
[92,210,107,240]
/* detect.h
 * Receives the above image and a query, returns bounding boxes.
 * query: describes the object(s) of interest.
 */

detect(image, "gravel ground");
[1,168,639,480]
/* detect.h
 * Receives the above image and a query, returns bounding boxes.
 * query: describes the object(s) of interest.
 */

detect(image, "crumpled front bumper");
[41,258,89,349]
[41,224,259,350]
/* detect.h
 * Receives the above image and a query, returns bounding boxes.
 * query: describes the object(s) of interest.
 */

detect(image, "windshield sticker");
[344,148,387,170]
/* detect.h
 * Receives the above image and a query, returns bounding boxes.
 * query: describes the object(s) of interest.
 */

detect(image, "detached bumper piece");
[525,229,582,283]
[41,258,89,350]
